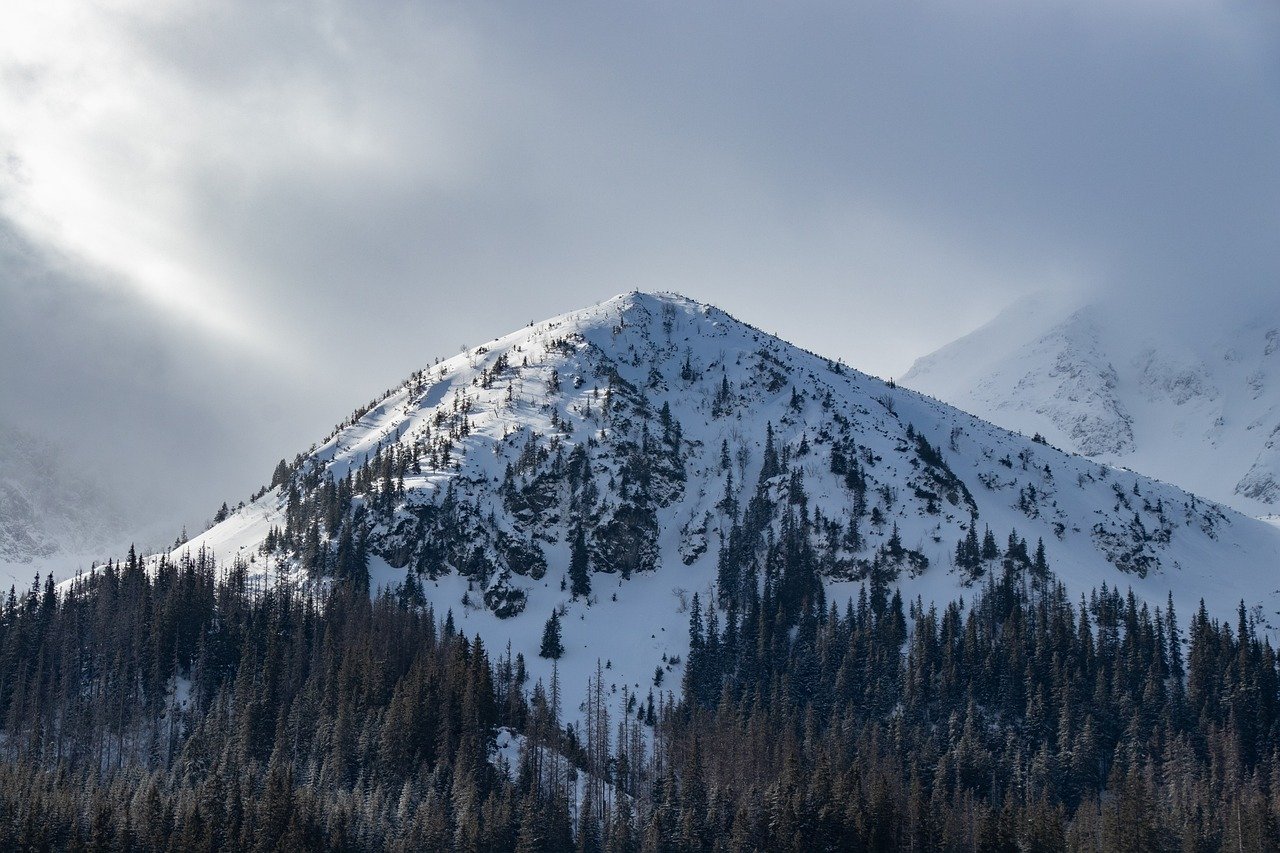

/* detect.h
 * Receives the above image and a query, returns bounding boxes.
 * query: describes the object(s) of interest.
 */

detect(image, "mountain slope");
[155,292,1280,710]
[0,423,126,588]
[903,294,1280,516]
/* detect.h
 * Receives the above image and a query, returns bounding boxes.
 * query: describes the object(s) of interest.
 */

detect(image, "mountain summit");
[1,423,126,587]
[168,292,1280,705]
[904,294,1280,516]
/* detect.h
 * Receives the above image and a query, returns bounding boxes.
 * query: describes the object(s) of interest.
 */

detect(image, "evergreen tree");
[981,525,1000,561]
[540,610,565,659]
[0,500,1276,851]
[569,527,591,600]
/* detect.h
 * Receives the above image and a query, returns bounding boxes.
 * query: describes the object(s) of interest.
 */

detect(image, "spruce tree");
[1033,538,1048,576]
[569,528,591,600]
[540,610,565,659]
[981,525,1000,561]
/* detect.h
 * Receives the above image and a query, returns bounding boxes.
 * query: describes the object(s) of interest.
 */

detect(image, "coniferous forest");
[2,539,1280,851]
[8,0,1280,841]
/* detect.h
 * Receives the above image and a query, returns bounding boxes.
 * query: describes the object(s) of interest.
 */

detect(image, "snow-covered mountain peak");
[123,293,1280,715]
[0,422,128,588]
[905,291,1085,383]
[904,294,1280,516]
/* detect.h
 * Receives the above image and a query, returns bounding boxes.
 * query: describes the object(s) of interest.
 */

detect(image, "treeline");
[0,550,530,850]
[2,545,1280,849]
[674,568,1280,850]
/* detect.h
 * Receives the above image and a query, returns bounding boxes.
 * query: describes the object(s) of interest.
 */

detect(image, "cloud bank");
[2,0,1277,541]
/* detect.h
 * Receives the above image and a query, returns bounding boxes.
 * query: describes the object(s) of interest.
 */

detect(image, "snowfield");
[905,293,1280,517]
[0,423,130,590]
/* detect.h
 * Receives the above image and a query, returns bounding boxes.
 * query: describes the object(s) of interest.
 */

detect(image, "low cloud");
[2,0,1277,539]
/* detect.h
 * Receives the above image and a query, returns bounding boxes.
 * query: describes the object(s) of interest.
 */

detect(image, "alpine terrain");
[16,292,1280,849]
[0,422,126,587]
[144,292,1280,709]
[904,293,1280,517]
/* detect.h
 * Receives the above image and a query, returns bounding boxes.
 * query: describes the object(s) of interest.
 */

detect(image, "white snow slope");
[113,293,1280,719]
[904,294,1280,518]
[0,422,127,590]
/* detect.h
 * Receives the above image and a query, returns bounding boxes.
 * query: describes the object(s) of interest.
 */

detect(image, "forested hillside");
[163,293,1280,726]
[4,546,1280,850]
[13,293,1280,850]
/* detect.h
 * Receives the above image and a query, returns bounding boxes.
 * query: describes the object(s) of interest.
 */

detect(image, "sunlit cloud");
[0,0,502,362]
[1,0,1277,539]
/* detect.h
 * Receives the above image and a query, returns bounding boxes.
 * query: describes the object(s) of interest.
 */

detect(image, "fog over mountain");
[4,1,1278,546]
[904,289,1280,516]
[6,5,1280,846]
[0,422,131,587]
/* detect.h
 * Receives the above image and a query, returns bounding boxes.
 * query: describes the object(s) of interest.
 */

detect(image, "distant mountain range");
[904,294,1280,518]
[0,422,126,588]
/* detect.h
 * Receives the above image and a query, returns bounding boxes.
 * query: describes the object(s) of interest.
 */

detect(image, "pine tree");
[540,610,565,659]
[760,422,780,482]
[1033,538,1048,576]
[981,525,999,561]
[569,528,591,600]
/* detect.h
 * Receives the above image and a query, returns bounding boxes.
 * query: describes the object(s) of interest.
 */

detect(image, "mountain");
[903,294,1280,517]
[0,422,126,588]
[155,292,1280,711]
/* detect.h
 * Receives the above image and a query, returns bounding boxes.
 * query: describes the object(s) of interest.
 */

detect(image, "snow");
[904,293,1280,517]
[490,727,626,822]
[371,553,690,717]
[490,727,524,780]
[70,291,1280,724]
[0,422,132,590]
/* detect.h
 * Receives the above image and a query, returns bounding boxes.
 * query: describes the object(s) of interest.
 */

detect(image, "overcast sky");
[2,0,1279,544]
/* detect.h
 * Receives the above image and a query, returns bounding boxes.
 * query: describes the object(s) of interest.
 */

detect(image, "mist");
[2,0,1277,544]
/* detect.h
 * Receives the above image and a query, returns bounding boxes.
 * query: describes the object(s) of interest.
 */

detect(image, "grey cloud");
[1,0,1277,543]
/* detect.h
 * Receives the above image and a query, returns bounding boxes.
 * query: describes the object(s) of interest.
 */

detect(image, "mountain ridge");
[0,422,128,587]
[106,291,1280,714]
[903,294,1280,515]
